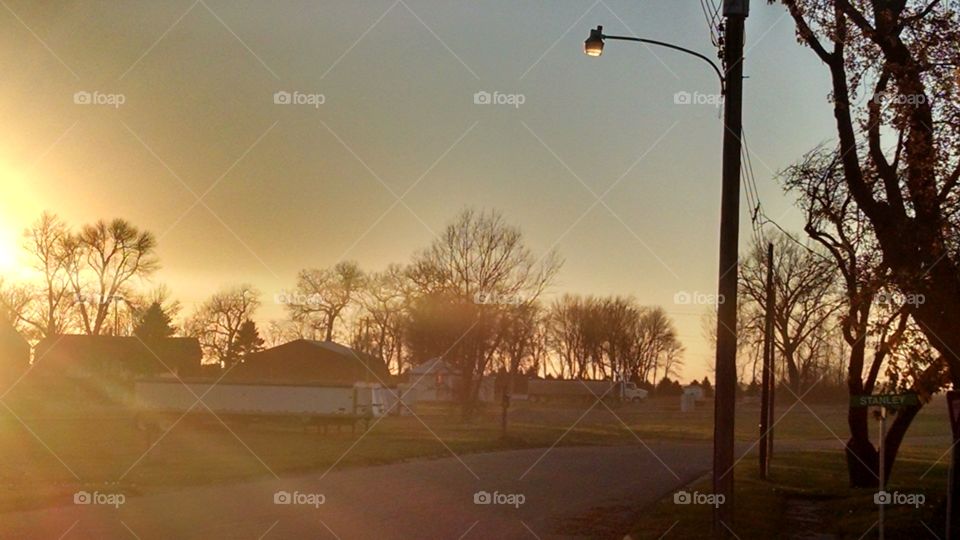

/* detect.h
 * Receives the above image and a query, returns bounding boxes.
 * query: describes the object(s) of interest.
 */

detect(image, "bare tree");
[287,261,365,342]
[67,219,159,336]
[185,285,260,368]
[22,213,74,337]
[740,232,842,394]
[782,145,945,485]
[773,1,960,423]
[407,209,561,419]
[353,264,411,374]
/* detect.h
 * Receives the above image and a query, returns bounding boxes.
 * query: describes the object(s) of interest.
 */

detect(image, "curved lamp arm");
[588,27,726,94]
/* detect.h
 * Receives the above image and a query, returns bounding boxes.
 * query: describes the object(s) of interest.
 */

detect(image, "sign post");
[876,407,886,540]
[850,393,920,540]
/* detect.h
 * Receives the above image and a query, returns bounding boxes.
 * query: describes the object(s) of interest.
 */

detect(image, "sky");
[0,0,840,381]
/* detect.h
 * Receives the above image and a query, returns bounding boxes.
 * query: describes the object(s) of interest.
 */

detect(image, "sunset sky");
[0,0,838,380]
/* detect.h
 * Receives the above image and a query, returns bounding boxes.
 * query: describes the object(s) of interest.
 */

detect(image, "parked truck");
[527,379,648,403]
[133,378,390,433]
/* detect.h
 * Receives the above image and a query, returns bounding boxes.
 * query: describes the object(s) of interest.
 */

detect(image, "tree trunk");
[882,404,922,481]
[846,405,879,487]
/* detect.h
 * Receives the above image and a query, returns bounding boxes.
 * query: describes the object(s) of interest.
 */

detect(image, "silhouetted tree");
[185,285,260,368]
[774,0,960,484]
[66,218,159,336]
[741,232,842,394]
[133,302,176,341]
[233,320,265,362]
[287,261,365,341]
[407,209,561,420]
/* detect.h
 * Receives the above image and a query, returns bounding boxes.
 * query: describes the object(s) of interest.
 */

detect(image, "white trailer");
[527,379,648,403]
[134,378,389,433]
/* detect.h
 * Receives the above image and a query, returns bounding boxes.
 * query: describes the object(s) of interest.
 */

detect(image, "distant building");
[0,319,30,386]
[405,358,494,403]
[33,335,203,379]
[227,340,389,385]
[684,384,705,402]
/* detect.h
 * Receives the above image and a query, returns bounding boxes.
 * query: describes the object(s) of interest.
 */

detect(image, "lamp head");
[584,26,604,57]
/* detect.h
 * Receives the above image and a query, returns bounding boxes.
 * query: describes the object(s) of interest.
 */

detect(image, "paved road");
[0,443,721,539]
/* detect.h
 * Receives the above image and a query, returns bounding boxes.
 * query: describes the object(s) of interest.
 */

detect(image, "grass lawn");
[627,451,949,539]
[0,391,953,526]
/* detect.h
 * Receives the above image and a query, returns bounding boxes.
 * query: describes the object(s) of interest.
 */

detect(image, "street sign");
[850,393,919,409]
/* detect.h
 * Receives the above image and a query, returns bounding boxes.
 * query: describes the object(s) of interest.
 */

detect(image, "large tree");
[22,213,74,338]
[740,232,842,394]
[67,218,159,336]
[782,145,946,485]
[407,209,561,419]
[185,285,260,368]
[773,0,959,483]
[287,261,365,342]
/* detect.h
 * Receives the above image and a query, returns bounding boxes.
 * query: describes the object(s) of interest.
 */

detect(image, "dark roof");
[33,335,202,377]
[0,319,29,375]
[227,339,389,385]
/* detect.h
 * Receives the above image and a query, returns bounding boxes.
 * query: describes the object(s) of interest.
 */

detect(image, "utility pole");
[759,242,774,479]
[714,0,748,533]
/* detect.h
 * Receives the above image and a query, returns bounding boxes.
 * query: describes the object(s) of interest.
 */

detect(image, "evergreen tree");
[232,319,264,363]
[133,302,176,341]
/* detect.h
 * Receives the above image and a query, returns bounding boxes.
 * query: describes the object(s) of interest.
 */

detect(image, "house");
[226,339,389,385]
[684,384,706,402]
[0,319,29,386]
[32,335,203,379]
[405,358,494,403]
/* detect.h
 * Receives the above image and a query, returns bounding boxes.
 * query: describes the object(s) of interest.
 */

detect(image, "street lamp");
[582,1,749,534]
[583,26,604,57]
[583,26,725,94]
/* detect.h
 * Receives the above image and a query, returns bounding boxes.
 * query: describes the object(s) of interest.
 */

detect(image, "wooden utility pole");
[759,242,774,479]
[714,0,748,532]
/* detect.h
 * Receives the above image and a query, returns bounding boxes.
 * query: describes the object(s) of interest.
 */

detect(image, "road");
[0,442,723,539]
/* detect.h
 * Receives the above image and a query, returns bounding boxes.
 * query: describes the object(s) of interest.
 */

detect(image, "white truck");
[527,379,648,403]
[133,378,390,434]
